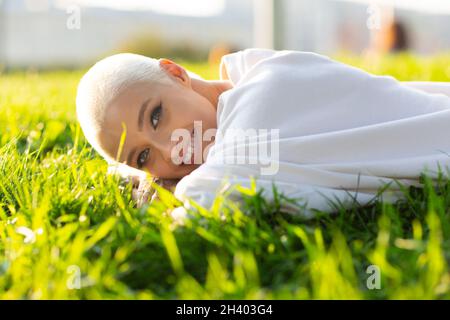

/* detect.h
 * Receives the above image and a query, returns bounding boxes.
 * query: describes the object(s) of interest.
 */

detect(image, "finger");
[132,188,140,202]
[138,177,155,190]
[151,191,159,202]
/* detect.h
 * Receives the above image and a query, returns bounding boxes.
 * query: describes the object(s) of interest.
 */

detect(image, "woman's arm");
[402,81,450,98]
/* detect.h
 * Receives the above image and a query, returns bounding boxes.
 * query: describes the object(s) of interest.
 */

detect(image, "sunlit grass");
[1,54,450,299]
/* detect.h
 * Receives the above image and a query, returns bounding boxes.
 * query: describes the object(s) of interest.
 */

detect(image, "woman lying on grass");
[76,48,450,217]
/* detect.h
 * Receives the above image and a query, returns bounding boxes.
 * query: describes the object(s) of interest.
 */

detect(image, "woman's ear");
[159,58,190,86]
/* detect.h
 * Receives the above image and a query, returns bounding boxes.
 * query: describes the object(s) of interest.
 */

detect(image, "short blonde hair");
[76,53,175,164]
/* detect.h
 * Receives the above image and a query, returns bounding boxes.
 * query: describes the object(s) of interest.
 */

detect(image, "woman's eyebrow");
[138,98,152,132]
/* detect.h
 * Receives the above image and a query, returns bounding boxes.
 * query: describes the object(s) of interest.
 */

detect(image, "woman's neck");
[190,78,234,111]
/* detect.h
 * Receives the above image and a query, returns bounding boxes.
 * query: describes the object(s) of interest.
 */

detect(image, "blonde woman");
[76,48,450,217]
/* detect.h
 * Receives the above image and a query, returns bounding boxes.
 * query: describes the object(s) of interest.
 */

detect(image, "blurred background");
[1,0,450,301]
[0,0,449,71]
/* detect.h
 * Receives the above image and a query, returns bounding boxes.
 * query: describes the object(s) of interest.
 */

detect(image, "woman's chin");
[169,162,201,179]
[184,162,202,172]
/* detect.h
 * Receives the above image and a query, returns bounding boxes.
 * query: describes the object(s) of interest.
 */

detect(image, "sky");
[53,0,226,17]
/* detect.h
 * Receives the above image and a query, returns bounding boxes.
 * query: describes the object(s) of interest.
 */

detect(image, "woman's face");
[98,63,217,179]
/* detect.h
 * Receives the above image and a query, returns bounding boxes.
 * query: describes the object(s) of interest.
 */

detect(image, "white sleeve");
[173,167,380,219]
[173,165,239,210]
[219,48,280,84]
[402,81,450,98]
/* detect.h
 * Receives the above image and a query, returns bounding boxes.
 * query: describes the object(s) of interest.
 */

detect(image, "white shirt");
[174,48,450,217]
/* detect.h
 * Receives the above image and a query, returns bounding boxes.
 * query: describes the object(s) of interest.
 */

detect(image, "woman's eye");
[137,148,150,168]
[151,105,162,129]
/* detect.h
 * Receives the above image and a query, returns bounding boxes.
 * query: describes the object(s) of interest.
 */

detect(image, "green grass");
[1,54,450,299]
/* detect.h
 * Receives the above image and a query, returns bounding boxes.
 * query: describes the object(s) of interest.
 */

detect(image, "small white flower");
[7,217,18,225]
[15,226,36,244]
[169,206,190,228]
[170,206,188,221]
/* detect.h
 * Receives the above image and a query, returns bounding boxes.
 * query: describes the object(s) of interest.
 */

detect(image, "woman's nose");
[161,143,175,164]
[150,129,190,165]
[156,136,183,165]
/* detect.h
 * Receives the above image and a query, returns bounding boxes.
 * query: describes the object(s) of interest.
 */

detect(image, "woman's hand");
[131,176,156,208]
[106,162,180,208]
[132,177,180,208]
[107,162,155,207]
